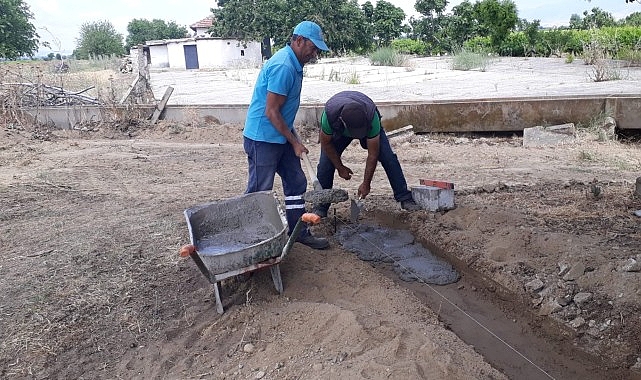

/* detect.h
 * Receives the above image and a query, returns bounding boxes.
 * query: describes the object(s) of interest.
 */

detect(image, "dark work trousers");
[243,137,311,238]
[315,129,413,214]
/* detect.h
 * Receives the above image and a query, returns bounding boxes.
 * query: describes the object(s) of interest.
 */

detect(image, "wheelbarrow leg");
[213,282,224,314]
[270,264,283,294]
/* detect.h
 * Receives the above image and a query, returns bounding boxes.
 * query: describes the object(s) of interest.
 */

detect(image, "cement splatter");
[337,223,459,285]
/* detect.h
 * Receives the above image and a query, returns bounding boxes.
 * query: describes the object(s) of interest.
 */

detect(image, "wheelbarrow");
[180,191,320,314]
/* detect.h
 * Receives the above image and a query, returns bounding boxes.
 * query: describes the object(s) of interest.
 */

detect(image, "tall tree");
[75,20,124,59]
[568,7,616,29]
[371,0,407,46]
[445,0,478,48]
[125,19,188,50]
[473,0,518,48]
[0,0,42,58]
[411,0,449,53]
[624,12,641,26]
[210,0,371,54]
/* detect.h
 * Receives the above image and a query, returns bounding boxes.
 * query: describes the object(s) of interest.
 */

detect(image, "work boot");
[401,199,422,211]
[297,233,330,250]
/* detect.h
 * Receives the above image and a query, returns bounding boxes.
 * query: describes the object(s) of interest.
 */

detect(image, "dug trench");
[325,208,640,380]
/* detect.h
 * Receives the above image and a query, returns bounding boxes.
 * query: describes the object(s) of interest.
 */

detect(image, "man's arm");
[265,91,307,156]
[319,131,353,180]
[359,135,380,198]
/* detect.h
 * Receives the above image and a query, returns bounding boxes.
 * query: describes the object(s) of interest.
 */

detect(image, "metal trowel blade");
[350,198,363,223]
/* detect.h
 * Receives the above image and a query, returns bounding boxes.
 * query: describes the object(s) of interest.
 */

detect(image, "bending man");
[314,91,421,217]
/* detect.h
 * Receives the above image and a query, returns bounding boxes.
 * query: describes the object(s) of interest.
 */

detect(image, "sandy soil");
[1,113,640,379]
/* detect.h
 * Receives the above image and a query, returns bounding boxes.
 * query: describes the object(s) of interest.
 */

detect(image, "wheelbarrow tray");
[184,191,288,276]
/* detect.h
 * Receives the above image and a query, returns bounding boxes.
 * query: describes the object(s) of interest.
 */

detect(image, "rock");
[539,299,563,316]
[243,343,255,353]
[558,263,570,277]
[573,292,593,306]
[255,371,266,379]
[523,124,577,147]
[563,263,586,281]
[620,258,641,272]
[556,295,572,306]
[525,278,545,292]
[631,357,641,371]
[570,316,586,328]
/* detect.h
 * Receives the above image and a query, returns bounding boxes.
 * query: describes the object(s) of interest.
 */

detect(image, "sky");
[25,0,640,56]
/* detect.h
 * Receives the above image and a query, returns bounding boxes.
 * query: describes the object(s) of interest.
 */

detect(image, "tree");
[445,0,478,48]
[370,0,407,46]
[0,0,42,58]
[624,12,641,26]
[473,0,518,49]
[411,0,449,53]
[75,20,124,59]
[568,7,616,29]
[125,19,188,51]
[210,0,372,54]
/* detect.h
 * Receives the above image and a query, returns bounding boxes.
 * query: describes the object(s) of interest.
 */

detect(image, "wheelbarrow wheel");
[270,264,283,294]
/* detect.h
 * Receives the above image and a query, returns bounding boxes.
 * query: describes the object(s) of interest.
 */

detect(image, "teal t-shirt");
[320,110,381,138]
[243,45,303,143]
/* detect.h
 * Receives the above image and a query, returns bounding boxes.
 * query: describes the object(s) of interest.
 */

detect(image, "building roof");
[190,16,214,31]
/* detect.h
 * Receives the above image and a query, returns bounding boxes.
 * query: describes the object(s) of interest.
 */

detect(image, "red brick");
[419,179,454,189]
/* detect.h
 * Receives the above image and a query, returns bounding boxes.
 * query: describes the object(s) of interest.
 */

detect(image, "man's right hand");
[292,140,308,158]
[337,165,353,180]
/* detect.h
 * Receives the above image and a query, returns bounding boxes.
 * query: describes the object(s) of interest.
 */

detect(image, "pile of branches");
[1,83,102,107]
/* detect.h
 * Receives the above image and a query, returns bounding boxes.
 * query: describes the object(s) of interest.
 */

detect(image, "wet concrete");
[336,223,459,285]
[356,215,637,380]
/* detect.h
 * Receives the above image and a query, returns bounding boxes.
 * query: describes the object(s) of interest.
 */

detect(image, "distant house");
[190,16,214,38]
[144,16,262,70]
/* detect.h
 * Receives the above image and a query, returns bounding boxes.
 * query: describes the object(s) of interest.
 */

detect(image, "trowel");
[350,196,364,223]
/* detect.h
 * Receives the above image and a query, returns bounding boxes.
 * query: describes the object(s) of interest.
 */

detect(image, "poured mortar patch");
[337,223,459,285]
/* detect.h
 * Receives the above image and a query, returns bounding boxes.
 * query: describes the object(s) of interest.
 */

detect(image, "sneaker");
[313,207,328,218]
[297,234,330,250]
[401,199,422,211]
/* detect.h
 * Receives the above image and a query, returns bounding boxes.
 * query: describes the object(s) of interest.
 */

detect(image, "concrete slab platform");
[149,56,641,106]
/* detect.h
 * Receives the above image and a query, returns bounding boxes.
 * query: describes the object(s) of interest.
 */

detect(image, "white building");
[144,16,262,70]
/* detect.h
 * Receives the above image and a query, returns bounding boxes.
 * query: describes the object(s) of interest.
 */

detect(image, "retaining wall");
[23,94,641,132]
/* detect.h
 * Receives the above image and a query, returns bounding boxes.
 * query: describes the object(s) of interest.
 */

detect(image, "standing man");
[243,21,330,250]
[314,91,421,217]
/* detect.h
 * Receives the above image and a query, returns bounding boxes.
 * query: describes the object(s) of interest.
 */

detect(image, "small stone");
[620,258,641,272]
[243,343,255,353]
[275,362,284,369]
[570,316,586,328]
[525,278,544,292]
[563,263,586,281]
[255,371,266,379]
[556,295,572,306]
[539,299,563,316]
[573,292,593,306]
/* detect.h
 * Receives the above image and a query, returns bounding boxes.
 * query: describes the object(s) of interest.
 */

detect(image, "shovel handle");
[301,152,323,191]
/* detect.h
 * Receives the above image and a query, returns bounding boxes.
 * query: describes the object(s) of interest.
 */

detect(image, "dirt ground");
[1,110,641,379]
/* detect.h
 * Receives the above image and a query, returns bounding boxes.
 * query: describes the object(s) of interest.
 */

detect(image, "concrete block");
[411,185,455,211]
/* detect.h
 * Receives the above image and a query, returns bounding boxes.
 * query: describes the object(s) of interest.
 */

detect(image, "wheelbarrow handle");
[279,213,320,260]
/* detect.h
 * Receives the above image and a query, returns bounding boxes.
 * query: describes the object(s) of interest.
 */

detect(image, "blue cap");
[293,21,329,51]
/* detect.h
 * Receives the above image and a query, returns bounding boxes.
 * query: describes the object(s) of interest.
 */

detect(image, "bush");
[369,47,408,66]
[391,39,428,55]
[463,36,493,53]
[451,49,495,71]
